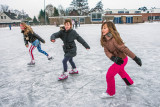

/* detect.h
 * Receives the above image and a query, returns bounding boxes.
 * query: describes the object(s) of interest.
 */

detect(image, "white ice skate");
[100,92,115,99]
[58,74,68,80]
[47,56,53,60]
[27,61,35,66]
[69,68,78,74]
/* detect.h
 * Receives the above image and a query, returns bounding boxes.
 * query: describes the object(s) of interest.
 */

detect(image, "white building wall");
[0,13,12,23]
[104,9,142,14]
[151,8,160,13]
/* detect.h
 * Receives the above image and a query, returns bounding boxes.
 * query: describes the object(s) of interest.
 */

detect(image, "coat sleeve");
[74,30,90,49]
[104,47,113,59]
[50,31,61,41]
[113,39,136,59]
[23,35,28,45]
[33,32,45,43]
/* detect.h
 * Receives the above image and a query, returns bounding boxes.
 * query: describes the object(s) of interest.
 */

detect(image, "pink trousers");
[29,45,36,61]
[106,57,134,96]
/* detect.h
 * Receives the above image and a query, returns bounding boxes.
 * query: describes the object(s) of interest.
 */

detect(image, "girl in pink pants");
[100,21,142,98]
[106,57,133,96]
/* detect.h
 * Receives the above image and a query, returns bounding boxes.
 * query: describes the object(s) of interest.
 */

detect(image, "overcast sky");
[1,0,160,18]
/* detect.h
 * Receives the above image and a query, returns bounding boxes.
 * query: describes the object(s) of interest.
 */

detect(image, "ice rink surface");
[0,23,160,107]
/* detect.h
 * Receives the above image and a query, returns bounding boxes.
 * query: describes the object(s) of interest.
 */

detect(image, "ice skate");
[58,73,68,80]
[100,92,115,99]
[47,56,53,60]
[27,61,35,66]
[69,68,78,74]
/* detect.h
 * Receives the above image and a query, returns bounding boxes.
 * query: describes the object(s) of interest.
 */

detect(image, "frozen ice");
[0,23,160,107]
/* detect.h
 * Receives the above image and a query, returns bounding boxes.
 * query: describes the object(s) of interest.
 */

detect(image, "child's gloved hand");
[42,41,45,44]
[110,56,124,65]
[133,56,142,66]
[51,40,55,42]
[25,44,29,48]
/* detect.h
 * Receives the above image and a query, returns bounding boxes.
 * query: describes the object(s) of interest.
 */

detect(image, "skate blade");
[48,57,54,60]
[69,71,79,74]
[69,72,78,74]
[27,65,35,67]
[58,77,68,81]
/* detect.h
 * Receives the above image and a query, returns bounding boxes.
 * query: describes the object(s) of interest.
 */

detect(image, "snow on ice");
[0,23,160,107]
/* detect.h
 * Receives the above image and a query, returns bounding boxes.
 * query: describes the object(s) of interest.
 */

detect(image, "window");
[97,13,102,19]
[92,13,96,19]
[4,16,6,19]
[106,11,112,14]
[1,16,3,19]
[155,16,160,20]
[118,11,124,13]
[148,16,153,20]
[91,13,102,22]
[71,18,76,21]
[135,11,141,14]
[79,18,84,22]
[125,11,129,13]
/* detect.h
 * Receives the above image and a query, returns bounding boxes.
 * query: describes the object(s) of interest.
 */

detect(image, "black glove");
[133,56,142,66]
[21,30,24,33]
[110,56,124,65]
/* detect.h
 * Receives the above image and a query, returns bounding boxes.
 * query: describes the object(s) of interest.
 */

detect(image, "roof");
[49,16,88,18]
[4,12,17,20]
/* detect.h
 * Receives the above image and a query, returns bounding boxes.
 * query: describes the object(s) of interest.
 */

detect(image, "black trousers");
[62,56,76,72]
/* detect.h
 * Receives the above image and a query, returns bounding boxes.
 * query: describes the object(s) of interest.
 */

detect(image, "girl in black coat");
[20,22,52,65]
[51,19,90,80]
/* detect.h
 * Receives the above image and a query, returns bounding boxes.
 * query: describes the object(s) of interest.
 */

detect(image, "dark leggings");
[62,57,76,72]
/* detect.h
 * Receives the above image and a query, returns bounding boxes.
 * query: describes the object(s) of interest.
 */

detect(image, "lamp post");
[151,7,153,22]
[44,0,46,25]
[151,10,152,22]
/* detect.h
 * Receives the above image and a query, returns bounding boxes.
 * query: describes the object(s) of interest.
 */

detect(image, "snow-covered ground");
[0,23,160,107]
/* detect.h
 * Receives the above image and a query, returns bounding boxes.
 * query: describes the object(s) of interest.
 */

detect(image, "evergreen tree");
[138,6,147,11]
[70,0,89,15]
[38,9,50,24]
[95,0,103,12]
[26,17,32,21]
[54,7,59,16]
[33,16,38,24]
[45,12,50,24]
[90,0,103,13]
[38,9,45,24]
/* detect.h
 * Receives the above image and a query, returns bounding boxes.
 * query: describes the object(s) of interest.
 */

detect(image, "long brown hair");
[20,22,33,35]
[100,21,124,47]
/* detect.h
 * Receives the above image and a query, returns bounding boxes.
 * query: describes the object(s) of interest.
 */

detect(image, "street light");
[151,7,154,22]
[44,0,46,25]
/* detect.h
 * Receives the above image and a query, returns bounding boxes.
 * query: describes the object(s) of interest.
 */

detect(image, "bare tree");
[58,5,65,16]
[0,4,9,12]
[46,4,54,17]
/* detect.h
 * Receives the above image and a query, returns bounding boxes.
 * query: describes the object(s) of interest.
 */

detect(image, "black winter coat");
[50,29,90,57]
[22,31,45,45]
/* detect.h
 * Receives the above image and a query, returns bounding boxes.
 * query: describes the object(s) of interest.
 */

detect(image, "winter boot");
[69,68,78,74]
